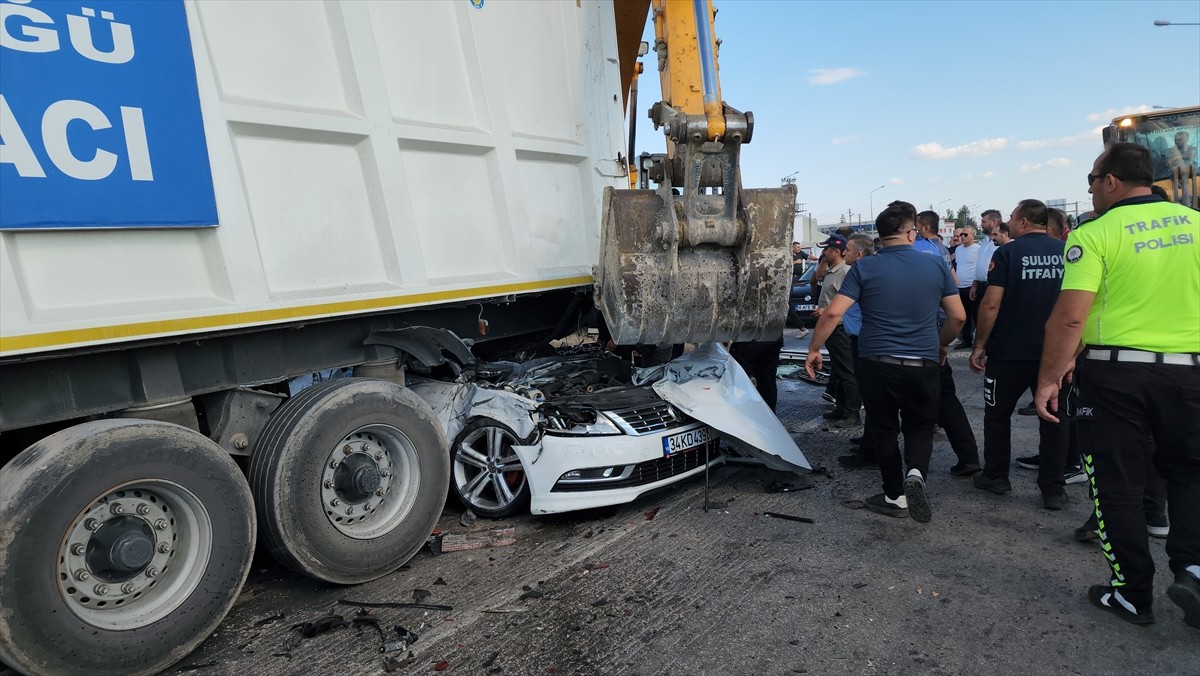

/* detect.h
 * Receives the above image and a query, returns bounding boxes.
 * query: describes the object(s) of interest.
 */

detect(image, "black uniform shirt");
[985,232,1065,360]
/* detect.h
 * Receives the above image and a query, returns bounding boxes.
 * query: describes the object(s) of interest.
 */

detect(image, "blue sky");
[632,0,1200,226]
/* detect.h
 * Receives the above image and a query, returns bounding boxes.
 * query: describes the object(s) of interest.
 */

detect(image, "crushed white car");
[408,341,809,517]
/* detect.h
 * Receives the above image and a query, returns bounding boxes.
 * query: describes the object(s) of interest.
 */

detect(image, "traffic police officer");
[1035,143,1200,630]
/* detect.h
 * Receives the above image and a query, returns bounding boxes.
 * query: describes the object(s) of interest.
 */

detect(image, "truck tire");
[249,378,449,584]
[0,420,255,676]
[450,418,530,518]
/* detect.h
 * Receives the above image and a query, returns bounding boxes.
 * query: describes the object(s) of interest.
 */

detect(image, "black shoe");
[1088,585,1155,625]
[822,410,845,421]
[837,453,877,469]
[1017,402,1037,416]
[1167,573,1200,630]
[1015,455,1039,470]
[1147,513,1170,539]
[903,471,932,524]
[1043,491,1068,511]
[821,392,836,404]
[832,414,861,429]
[848,436,863,445]
[972,472,1012,495]
[950,462,981,477]
[864,493,908,518]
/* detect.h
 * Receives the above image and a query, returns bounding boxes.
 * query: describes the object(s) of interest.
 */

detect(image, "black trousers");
[730,339,784,411]
[981,359,1070,493]
[825,325,860,416]
[1075,360,1200,608]
[939,360,979,466]
[957,287,977,345]
[858,358,940,499]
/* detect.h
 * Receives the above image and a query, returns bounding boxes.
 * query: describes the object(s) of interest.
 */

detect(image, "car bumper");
[514,423,723,514]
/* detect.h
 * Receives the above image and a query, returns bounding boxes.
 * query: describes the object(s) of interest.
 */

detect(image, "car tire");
[450,418,530,519]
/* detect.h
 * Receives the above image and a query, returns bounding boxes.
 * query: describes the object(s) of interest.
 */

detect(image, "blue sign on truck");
[0,0,217,229]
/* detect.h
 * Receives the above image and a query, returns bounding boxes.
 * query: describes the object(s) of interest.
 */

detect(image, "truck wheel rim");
[57,481,213,630]
[453,425,526,511]
[320,425,420,539]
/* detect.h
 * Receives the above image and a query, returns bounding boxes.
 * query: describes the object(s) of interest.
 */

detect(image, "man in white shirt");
[953,227,981,349]
[970,209,1002,304]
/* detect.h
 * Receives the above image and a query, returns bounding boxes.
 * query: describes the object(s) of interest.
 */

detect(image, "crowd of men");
[799,143,1199,633]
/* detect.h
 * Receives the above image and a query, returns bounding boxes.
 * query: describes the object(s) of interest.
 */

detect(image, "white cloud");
[981,171,998,178]
[889,177,905,185]
[1086,105,1152,122]
[1021,158,1071,173]
[831,135,857,145]
[910,137,1008,160]
[808,68,866,85]
[1016,131,1098,150]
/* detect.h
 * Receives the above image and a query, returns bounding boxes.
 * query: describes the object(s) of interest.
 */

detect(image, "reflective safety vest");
[1061,198,1199,353]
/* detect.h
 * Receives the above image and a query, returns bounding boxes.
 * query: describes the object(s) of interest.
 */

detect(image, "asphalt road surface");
[106,332,1197,675]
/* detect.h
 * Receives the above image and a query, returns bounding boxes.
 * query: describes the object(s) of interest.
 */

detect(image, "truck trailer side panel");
[0,0,628,357]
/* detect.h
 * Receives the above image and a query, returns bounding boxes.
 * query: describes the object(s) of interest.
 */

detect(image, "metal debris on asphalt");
[412,589,432,603]
[763,511,815,524]
[348,613,385,641]
[292,614,349,639]
[460,509,478,527]
[379,625,419,653]
[338,599,453,612]
[591,598,609,607]
[519,589,545,600]
[434,577,448,585]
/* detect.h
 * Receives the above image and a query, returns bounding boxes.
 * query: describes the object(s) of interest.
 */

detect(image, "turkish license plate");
[662,426,713,456]
[793,303,816,312]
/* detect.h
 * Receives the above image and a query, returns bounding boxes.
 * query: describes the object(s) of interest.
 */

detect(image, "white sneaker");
[1063,465,1087,484]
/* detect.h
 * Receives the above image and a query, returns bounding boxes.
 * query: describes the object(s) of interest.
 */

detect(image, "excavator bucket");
[595,182,797,346]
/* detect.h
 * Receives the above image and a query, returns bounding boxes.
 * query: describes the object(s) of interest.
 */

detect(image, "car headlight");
[541,408,624,436]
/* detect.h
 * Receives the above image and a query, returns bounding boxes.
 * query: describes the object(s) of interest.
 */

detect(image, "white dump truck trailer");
[0,1,794,673]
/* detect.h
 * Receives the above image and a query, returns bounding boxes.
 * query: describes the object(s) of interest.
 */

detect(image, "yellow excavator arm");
[597,0,797,346]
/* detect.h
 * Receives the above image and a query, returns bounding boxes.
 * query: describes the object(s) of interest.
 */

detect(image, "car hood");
[409,339,810,476]
[639,343,811,474]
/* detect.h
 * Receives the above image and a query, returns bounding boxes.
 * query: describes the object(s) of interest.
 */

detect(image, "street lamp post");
[1155,19,1200,26]
[869,185,885,220]
[781,170,801,185]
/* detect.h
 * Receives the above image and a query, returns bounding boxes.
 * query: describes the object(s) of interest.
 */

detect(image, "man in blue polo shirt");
[806,203,965,523]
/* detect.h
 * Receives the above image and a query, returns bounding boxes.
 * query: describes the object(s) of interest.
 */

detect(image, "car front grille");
[550,438,720,493]
[605,401,684,435]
